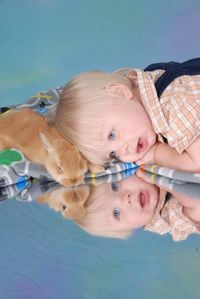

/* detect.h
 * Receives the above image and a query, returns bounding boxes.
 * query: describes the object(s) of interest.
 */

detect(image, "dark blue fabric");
[144,57,200,98]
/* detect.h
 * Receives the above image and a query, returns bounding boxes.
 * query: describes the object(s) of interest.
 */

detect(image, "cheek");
[125,116,146,136]
[134,108,151,127]
[128,215,145,229]
[145,209,156,224]
[149,186,159,205]
[137,210,154,227]
[129,206,155,228]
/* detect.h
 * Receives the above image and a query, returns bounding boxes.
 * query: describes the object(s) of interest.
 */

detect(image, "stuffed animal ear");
[65,206,86,219]
[39,131,54,154]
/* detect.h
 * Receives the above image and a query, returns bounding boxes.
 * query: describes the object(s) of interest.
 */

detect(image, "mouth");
[137,138,147,154]
[138,191,149,208]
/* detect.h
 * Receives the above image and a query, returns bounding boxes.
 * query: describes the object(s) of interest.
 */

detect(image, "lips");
[139,191,149,208]
[137,138,147,154]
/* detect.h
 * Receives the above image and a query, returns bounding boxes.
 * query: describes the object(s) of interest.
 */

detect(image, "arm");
[137,136,200,172]
[155,143,199,171]
[171,191,200,224]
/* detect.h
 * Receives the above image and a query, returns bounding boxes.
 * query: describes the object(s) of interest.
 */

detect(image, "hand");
[136,143,158,165]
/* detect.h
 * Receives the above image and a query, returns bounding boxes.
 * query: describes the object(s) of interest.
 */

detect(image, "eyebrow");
[96,124,112,161]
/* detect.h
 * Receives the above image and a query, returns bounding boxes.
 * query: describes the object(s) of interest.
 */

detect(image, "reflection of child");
[75,174,200,241]
[55,58,200,171]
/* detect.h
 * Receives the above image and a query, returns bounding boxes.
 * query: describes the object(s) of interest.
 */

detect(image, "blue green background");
[0,1,200,298]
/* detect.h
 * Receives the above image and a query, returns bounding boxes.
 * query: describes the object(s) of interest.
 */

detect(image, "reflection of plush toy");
[0,108,97,186]
[37,185,90,220]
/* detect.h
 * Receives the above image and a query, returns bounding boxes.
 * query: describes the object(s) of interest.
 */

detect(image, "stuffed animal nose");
[61,176,82,187]
[71,176,84,187]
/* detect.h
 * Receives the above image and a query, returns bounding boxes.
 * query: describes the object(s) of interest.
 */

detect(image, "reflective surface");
[1,1,200,298]
[0,174,200,299]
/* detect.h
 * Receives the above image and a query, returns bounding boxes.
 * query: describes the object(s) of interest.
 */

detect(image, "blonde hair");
[55,69,134,165]
[74,183,133,239]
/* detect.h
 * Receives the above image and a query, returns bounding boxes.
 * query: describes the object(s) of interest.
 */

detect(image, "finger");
[136,159,144,165]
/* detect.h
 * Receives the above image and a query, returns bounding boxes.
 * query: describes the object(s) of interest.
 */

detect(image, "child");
[74,173,200,241]
[55,58,200,172]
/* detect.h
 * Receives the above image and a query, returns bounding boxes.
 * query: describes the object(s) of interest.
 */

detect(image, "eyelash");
[111,182,120,192]
[108,129,115,141]
[113,208,121,219]
[108,129,117,160]
[110,151,117,159]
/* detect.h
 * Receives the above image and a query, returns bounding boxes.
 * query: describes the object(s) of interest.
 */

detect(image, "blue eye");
[113,208,121,219]
[108,129,115,141]
[111,182,119,192]
[110,151,116,159]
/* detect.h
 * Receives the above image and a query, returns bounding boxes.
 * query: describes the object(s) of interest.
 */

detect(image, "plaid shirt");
[135,68,200,153]
[144,189,200,241]
[134,68,200,240]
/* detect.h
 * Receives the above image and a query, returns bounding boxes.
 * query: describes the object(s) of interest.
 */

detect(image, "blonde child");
[55,58,200,172]
[74,173,200,241]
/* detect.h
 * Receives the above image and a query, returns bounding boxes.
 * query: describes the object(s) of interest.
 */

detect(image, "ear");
[106,82,132,99]
[39,131,54,154]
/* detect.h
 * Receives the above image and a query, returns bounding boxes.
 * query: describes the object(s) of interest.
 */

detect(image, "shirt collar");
[133,68,169,135]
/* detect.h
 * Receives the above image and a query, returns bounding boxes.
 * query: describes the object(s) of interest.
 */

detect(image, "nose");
[121,190,132,205]
[118,143,128,155]
[118,141,135,156]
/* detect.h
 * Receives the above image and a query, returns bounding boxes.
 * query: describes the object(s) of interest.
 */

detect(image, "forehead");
[93,183,116,208]
[80,122,111,163]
